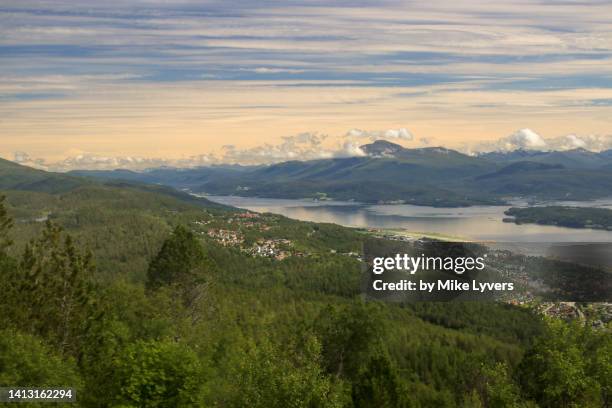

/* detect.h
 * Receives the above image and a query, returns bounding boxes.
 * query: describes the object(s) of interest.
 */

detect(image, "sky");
[1,0,612,168]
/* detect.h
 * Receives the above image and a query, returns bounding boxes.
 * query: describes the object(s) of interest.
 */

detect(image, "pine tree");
[147,225,212,323]
[147,225,206,289]
[17,221,96,357]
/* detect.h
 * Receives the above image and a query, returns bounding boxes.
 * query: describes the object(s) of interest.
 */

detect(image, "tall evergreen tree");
[147,225,212,323]
[147,225,206,289]
[17,221,96,357]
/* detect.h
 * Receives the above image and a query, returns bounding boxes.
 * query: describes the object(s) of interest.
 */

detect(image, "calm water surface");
[204,196,612,243]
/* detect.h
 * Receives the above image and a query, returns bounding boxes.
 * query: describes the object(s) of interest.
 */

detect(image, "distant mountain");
[476,149,612,200]
[479,148,611,170]
[362,141,485,166]
[477,162,565,179]
[67,141,612,206]
[360,140,404,157]
[600,149,612,159]
[475,167,612,200]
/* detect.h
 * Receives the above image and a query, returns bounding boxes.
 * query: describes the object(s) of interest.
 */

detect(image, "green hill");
[0,157,88,193]
[0,158,220,208]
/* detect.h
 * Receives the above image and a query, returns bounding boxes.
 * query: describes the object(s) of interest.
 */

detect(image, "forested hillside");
[72,141,612,206]
[505,206,612,230]
[1,162,611,407]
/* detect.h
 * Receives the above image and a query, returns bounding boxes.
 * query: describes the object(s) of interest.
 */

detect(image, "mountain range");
[7,140,612,207]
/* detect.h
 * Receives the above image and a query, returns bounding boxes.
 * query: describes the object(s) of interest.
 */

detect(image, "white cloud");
[221,132,328,164]
[346,128,413,142]
[560,134,587,149]
[219,132,362,165]
[13,151,49,169]
[546,134,612,151]
[216,133,368,164]
[335,141,366,158]
[469,129,612,153]
[12,130,373,169]
[466,128,546,153]
[13,128,612,171]
[502,128,548,151]
[11,151,222,171]
[14,151,31,164]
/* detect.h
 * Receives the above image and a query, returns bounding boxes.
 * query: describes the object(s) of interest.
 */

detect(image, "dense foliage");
[1,184,610,407]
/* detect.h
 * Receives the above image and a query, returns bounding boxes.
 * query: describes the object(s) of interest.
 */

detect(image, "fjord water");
[205,195,612,243]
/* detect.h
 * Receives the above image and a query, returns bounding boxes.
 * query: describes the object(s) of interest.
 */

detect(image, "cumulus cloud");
[14,151,32,164]
[335,141,366,158]
[556,134,588,150]
[11,151,220,171]
[174,154,218,167]
[466,128,542,153]
[12,130,374,170]
[13,127,612,171]
[220,132,369,165]
[546,134,612,151]
[497,128,548,151]
[13,151,49,169]
[469,129,612,153]
[346,128,413,142]
[221,132,334,164]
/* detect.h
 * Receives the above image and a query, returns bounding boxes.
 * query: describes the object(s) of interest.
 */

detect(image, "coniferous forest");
[0,166,611,407]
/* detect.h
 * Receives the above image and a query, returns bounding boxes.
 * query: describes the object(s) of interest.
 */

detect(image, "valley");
[1,150,611,407]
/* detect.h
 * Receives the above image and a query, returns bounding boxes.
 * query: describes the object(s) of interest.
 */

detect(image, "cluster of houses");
[203,224,299,261]
[540,302,584,320]
[330,249,363,261]
[222,211,273,231]
[206,229,244,246]
[243,238,296,260]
